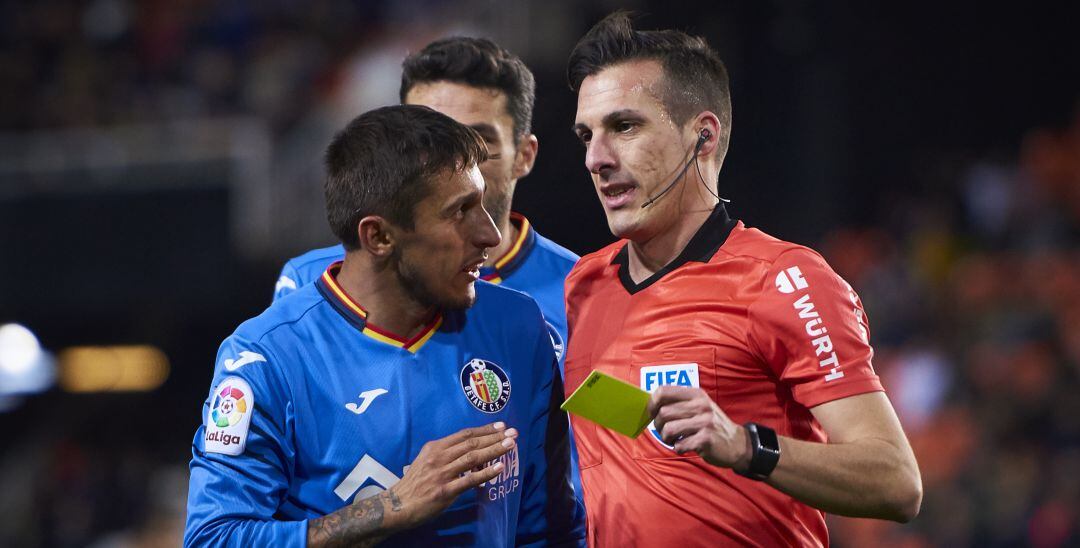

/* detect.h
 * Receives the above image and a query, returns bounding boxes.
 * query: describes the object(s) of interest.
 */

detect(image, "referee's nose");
[585,131,617,179]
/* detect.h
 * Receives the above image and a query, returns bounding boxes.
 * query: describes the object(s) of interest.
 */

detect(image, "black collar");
[611,204,737,295]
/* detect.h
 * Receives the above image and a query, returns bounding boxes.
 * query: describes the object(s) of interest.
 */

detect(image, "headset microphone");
[640,129,711,208]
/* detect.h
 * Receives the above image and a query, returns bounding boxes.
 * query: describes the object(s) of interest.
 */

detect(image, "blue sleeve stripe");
[192,444,280,474]
[540,362,584,543]
[252,403,286,437]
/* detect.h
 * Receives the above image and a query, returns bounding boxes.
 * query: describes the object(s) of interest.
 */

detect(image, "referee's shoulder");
[719,223,827,269]
[568,239,624,281]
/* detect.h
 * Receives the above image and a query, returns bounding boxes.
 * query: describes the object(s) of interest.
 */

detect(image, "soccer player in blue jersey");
[273,37,578,364]
[185,105,585,547]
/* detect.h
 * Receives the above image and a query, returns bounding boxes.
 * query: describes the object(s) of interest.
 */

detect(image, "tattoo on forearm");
[307,491,389,548]
[388,488,403,512]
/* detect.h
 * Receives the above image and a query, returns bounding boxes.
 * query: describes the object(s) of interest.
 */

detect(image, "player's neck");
[336,256,434,338]
[484,213,519,268]
[626,205,714,283]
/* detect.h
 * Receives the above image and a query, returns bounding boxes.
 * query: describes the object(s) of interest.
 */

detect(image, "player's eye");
[615,120,636,133]
[576,131,591,147]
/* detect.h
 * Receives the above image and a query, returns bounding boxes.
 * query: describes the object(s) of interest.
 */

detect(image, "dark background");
[1,1,1078,545]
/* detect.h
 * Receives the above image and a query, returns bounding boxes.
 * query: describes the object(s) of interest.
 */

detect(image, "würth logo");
[775,266,809,294]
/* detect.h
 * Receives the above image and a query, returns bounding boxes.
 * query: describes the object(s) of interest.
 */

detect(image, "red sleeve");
[747,248,883,408]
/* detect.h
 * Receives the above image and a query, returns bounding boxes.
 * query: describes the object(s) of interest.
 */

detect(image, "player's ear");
[357,216,396,258]
[511,133,538,180]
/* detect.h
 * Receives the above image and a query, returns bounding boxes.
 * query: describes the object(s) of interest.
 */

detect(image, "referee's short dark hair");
[324,104,487,251]
[568,11,732,155]
[400,36,536,143]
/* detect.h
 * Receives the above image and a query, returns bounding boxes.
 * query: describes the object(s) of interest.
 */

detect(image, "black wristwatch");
[735,422,781,481]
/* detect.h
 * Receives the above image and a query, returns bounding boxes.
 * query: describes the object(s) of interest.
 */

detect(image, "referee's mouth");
[600,181,638,209]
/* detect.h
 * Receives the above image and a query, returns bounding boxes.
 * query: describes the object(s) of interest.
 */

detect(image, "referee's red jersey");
[564,205,883,547]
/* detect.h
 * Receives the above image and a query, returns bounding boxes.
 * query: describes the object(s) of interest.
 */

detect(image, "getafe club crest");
[460,358,511,413]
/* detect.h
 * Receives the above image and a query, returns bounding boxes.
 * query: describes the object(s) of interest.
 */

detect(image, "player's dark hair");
[400,36,536,142]
[324,104,487,251]
[568,11,732,155]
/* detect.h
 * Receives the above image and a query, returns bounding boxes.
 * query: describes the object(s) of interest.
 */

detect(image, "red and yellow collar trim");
[317,262,442,353]
[480,213,536,285]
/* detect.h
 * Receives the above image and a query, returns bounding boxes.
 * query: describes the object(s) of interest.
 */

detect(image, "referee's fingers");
[652,399,700,431]
[648,385,701,416]
[659,417,700,445]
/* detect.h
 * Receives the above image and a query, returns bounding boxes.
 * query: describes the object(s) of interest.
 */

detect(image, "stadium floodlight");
[58,345,170,392]
[0,323,56,396]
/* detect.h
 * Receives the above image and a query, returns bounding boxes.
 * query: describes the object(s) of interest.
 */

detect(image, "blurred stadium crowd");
[1,0,1077,546]
[824,113,1080,546]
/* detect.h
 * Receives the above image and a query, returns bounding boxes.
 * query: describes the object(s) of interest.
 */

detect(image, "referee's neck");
[626,205,714,283]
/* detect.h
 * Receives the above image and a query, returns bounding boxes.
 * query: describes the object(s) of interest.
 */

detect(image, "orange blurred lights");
[58,345,170,392]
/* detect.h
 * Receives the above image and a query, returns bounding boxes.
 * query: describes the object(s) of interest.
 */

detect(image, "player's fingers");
[443,460,506,498]
[446,434,516,475]
[659,417,701,446]
[444,427,518,463]
[648,386,702,416]
[439,422,507,449]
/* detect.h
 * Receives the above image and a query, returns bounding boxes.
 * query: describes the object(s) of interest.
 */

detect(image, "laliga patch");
[460,358,511,414]
[639,363,699,449]
[205,376,254,455]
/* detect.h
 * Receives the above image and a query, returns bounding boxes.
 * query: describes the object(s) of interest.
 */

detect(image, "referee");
[563,11,922,547]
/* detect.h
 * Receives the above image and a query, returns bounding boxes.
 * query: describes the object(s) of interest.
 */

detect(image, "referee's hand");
[648,386,751,471]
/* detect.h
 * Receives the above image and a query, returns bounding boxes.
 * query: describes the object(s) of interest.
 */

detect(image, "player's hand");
[387,422,518,530]
[648,386,750,471]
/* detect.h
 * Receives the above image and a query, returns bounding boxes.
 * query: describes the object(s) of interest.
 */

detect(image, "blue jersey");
[186,264,585,547]
[272,214,586,499]
[273,214,578,364]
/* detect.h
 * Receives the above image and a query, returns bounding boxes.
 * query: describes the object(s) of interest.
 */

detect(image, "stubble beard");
[394,248,475,311]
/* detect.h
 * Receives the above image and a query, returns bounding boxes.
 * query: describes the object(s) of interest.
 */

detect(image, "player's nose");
[472,205,501,250]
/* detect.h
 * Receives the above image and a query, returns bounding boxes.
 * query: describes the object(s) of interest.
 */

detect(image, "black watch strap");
[735,422,781,481]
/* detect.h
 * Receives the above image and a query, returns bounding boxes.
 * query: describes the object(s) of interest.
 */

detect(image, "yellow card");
[560,370,652,438]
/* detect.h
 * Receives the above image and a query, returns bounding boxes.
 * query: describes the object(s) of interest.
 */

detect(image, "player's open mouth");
[462,260,484,280]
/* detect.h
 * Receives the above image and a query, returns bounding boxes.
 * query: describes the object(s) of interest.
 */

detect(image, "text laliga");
[206,430,241,446]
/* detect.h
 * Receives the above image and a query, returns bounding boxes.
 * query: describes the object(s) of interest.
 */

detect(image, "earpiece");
[641,127,720,208]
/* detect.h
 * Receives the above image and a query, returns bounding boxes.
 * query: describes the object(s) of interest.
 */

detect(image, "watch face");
[757,424,780,453]
[745,423,780,480]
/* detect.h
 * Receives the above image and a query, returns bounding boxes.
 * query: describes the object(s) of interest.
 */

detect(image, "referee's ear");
[356,216,397,258]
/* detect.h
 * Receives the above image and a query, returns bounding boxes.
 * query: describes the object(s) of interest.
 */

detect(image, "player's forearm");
[764,434,922,522]
[307,489,405,548]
